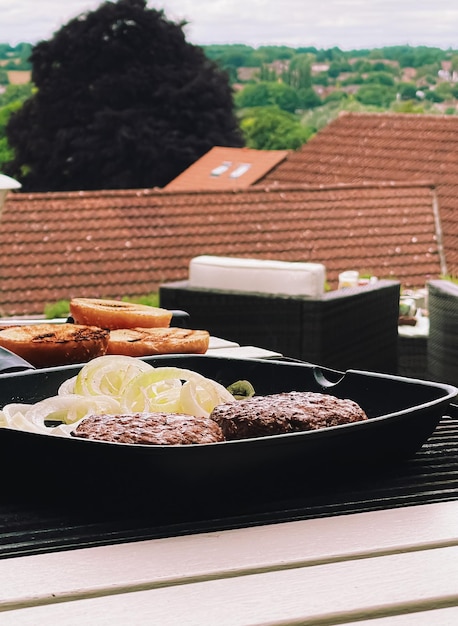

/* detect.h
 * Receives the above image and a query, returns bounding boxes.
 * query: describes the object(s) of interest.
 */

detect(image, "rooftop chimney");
[0,174,21,217]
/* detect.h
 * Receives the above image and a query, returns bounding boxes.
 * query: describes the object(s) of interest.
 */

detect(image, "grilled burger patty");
[71,412,225,445]
[209,391,368,440]
[71,393,367,446]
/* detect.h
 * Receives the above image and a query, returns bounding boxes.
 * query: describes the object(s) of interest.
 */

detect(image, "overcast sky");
[2,0,458,50]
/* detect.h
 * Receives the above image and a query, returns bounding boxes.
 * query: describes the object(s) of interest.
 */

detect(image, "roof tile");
[163,146,288,191]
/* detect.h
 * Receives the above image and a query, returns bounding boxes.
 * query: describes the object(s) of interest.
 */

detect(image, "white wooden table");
[1,500,457,625]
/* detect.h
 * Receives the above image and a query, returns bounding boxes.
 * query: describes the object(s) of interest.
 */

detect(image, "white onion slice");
[0,358,237,437]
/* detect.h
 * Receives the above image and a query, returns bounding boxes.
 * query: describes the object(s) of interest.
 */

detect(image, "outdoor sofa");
[159,277,401,374]
[427,279,458,386]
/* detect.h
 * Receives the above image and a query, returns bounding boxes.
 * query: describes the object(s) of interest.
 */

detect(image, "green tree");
[4,0,243,192]
[312,72,329,86]
[327,57,352,78]
[340,73,364,86]
[351,59,373,73]
[284,54,313,89]
[0,100,23,168]
[13,43,33,63]
[424,89,444,102]
[235,81,300,113]
[203,44,262,82]
[415,64,439,81]
[256,46,296,62]
[240,106,312,150]
[381,45,444,68]
[0,85,35,169]
[426,74,438,85]
[0,84,33,107]
[259,64,278,82]
[451,55,458,74]
[0,44,11,59]
[323,90,348,104]
[298,87,322,109]
[391,100,426,114]
[371,61,397,74]
[397,82,418,100]
[364,71,395,86]
[235,82,272,108]
[203,44,259,67]
[435,82,454,100]
[267,82,300,113]
[355,84,396,107]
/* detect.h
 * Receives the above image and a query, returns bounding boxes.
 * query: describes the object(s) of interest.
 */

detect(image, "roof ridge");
[338,111,458,121]
[7,179,436,202]
[254,180,437,192]
[7,188,163,202]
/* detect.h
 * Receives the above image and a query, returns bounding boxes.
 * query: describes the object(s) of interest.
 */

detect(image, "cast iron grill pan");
[0,409,456,560]
[0,355,456,559]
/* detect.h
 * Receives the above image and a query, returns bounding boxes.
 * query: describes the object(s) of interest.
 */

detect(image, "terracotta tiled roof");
[0,181,441,316]
[259,111,458,277]
[163,146,288,191]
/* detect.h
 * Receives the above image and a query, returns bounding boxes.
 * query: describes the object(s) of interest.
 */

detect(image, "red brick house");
[0,180,441,316]
[259,111,458,279]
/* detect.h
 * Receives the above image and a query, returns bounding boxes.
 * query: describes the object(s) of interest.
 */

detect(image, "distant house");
[312,85,337,98]
[401,67,417,82]
[311,63,330,73]
[236,67,259,82]
[438,60,458,82]
[266,60,289,75]
[349,58,400,69]
[7,70,31,85]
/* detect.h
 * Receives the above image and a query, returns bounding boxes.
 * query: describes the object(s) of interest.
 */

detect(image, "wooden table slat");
[1,545,458,625]
[1,501,458,626]
[346,605,458,625]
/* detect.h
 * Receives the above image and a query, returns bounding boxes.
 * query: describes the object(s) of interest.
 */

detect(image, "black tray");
[0,355,456,510]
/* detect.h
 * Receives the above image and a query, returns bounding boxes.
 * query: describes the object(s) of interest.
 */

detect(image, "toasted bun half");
[70,298,173,330]
[106,327,210,357]
[0,323,109,368]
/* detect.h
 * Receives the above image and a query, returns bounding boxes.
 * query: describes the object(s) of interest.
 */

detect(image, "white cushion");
[189,256,326,297]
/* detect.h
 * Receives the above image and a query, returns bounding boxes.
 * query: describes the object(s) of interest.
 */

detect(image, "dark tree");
[5,0,244,191]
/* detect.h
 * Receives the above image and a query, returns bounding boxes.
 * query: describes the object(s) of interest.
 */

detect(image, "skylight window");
[211,161,232,177]
[229,163,252,179]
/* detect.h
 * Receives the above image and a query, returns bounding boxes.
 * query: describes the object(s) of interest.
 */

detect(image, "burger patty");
[71,412,225,445]
[209,391,368,440]
[70,392,367,445]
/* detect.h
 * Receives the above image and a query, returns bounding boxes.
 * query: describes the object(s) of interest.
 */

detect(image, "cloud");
[162,0,458,49]
[2,0,458,50]
[1,0,103,44]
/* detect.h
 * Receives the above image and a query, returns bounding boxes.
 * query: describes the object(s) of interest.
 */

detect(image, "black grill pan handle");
[0,346,35,373]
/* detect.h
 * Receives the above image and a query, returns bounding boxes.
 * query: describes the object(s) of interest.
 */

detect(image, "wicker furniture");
[397,335,429,380]
[427,279,458,386]
[159,279,401,373]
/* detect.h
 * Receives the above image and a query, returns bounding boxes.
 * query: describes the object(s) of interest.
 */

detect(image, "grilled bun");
[0,323,109,368]
[106,327,210,357]
[70,298,172,330]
